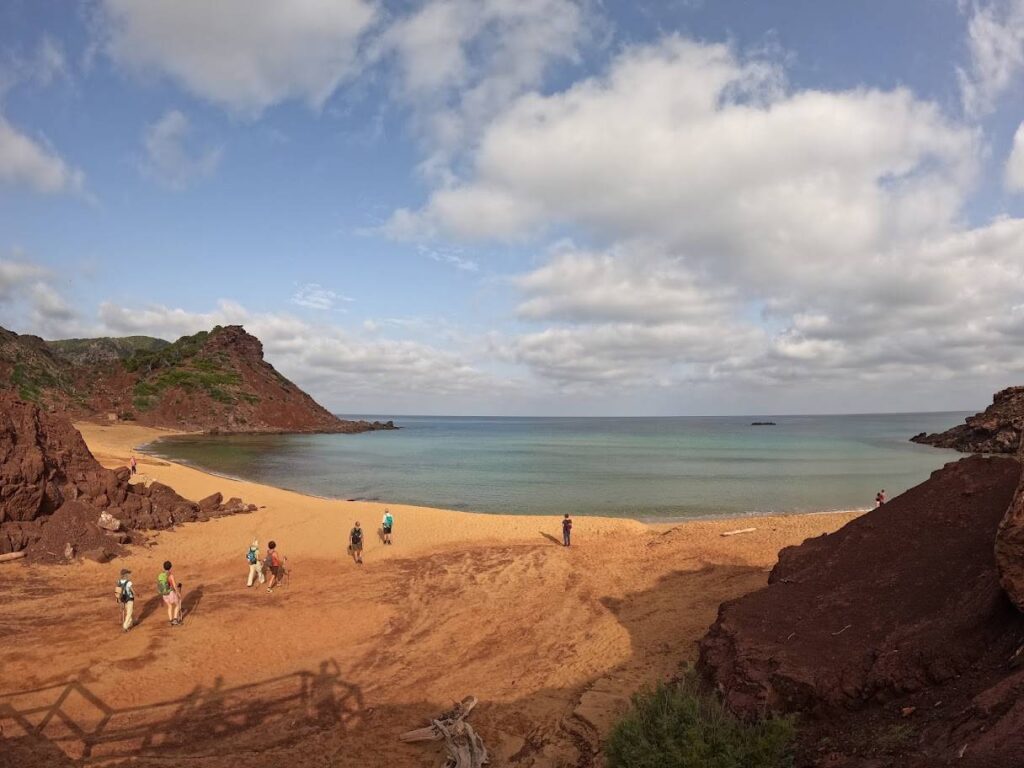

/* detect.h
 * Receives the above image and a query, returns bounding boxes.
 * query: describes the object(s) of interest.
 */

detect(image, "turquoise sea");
[143,413,969,520]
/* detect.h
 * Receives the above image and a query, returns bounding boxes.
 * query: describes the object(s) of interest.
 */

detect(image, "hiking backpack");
[156,571,172,596]
[246,548,257,564]
[116,578,133,603]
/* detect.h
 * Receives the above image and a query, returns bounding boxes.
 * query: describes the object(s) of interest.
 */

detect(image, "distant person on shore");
[381,510,394,545]
[246,539,265,587]
[265,541,284,592]
[876,490,886,507]
[157,561,182,626]
[350,522,364,564]
[129,455,137,476]
[115,568,135,632]
[562,513,573,547]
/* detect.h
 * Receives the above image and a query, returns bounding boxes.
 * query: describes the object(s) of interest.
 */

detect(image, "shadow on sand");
[0,554,767,767]
[0,658,363,767]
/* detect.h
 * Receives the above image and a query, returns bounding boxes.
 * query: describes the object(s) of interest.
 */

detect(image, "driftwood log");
[0,550,27,563]
[400,696,488,767]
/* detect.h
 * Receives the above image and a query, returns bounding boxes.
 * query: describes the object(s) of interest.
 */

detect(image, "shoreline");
[133,424,873,525]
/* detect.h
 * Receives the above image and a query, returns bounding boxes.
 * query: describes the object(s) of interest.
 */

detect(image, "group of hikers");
[114,560,182,633]
[114,507,576,634]
[113,508,400,632]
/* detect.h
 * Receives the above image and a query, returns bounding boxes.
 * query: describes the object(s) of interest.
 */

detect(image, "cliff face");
[0,325,395,434]
[911,387,1024,453]
[698,455,1024,768]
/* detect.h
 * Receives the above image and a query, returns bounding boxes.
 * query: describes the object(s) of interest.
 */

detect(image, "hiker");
[562,513,573,547]
[246,539,265,587]
[129,455,137,476]
[265,540,284,592]
[350,522,364,564]
[115,568,136,632]
[157,561,182,626]
[876,489,886,507]
[381,509,394,545]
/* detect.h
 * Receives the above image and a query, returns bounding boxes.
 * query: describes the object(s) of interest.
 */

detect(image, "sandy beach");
[0,423,862,767]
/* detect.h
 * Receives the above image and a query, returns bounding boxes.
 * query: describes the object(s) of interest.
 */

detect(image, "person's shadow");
[377,527,386,544]
[539,532,563,546]
[181,586,204,622]
[137,594,164,624]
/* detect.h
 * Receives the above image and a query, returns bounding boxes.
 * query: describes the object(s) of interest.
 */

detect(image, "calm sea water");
[143,413,969,520]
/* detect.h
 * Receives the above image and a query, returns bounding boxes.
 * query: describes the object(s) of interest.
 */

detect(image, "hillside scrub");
[605,676,795,768]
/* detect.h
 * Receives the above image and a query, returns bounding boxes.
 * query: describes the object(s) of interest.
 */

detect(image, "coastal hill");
[911,386,1024,453]
[0,324,394,434]
[699,455,1024,767]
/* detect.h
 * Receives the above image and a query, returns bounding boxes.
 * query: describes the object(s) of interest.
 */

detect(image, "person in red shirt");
[265,541,285,592]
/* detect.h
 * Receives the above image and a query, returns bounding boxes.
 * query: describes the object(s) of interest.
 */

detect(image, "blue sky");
[2,0,1024,416]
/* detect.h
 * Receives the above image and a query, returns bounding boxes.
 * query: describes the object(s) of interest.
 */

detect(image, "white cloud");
[291,283,354,310]
[378,0,591,177]
[1006,121,1024,190]
[101,0,378,114]
[391,37,976,283]
[0,115,85,195]
[958,0,1024,117]
[142,110,221,189]
[0,257,80,337]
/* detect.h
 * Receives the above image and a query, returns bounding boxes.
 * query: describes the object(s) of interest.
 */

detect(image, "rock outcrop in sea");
[698,455,1024,767]
[0,394,256,560]
[911,386,1024,453]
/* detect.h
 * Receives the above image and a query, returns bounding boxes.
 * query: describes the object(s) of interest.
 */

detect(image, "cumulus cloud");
[391,37,976,282]
[142,110,221,189]
[0,115,85,194]
[378,0,590,177]
[509,221,1024,391]
[0,257,80,337]
[101,0,378,114]
[958,0,1024,117]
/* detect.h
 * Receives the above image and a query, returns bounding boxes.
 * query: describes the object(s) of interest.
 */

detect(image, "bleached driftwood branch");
[400,696,488,768]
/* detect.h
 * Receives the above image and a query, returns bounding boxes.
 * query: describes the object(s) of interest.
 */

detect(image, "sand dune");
[0,423,861,767]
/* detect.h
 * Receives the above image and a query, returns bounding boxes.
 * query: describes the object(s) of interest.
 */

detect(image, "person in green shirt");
[381,510,394,545]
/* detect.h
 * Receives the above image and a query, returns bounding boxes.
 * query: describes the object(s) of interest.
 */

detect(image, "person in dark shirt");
[562,513,573,547]
[350,522,364,565]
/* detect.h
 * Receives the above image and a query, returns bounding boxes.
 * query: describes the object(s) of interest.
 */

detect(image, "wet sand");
[0,423,862,767]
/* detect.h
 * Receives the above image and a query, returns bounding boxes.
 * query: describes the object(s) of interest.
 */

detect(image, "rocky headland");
[911,386,1024,454]
[0,324,396,434]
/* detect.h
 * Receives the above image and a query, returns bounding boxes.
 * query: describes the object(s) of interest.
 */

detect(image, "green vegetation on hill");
[605,675,795,768]
[125,327,261,410]
[123,328,219,373]
[47,335,170,365]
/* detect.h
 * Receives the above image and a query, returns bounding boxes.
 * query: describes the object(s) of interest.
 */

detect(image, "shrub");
[605,676,795,768]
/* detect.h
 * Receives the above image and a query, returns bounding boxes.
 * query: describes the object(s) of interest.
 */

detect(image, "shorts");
[351,542,363,552]
[382,525,392,534]
[162,591,179,606]
[269,565,281,578]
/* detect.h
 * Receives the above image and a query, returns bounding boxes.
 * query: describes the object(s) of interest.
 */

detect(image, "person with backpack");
[157,560,182,626]
[562,513,573,547]
[349,522,364,564]
[265,541,284,592]
[246,539,265,587]
[115,568,135,632]
[381,510,394,545]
